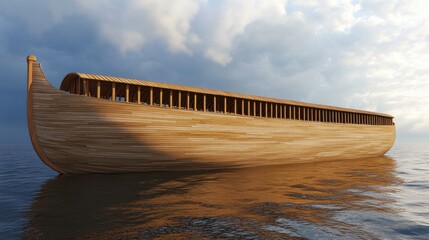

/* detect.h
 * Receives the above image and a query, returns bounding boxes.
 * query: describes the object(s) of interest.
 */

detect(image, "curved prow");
[27,55,65,174]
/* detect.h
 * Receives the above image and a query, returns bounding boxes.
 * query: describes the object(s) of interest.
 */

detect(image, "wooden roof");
[61,72,393,118]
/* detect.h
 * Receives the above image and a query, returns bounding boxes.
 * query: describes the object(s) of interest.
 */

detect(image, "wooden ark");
[26,55,396,174]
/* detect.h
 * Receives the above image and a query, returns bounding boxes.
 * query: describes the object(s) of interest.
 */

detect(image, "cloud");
[75,0,200,54]
[1,0,429,143]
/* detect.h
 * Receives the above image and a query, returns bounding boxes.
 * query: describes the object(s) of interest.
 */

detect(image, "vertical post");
[280,104,283,119]
[126,84,129,102]
[169,90,173,108]
[234,98,237,114]
[160,89,163,107]
[214,96,217,112]
[248,100,251,116]
[97,81,101,98]
[260,102,263,117]
[275,104,278,118]
[265,103,268,118]
[253,101,256,117]
[224,97,227,113]
[194,93,197,111]
[178,91,182,109]
[137,86,141,104]
[150,87,153,105]
[270,104,273,118]
[27,55,36,93]
[187,92,190,110]
[242,100,245,115]
[112,82,115,101]
[203,94,206,112]
[82,79,88,96]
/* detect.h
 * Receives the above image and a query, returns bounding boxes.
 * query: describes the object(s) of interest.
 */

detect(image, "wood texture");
[28,57,396,174]
[61,73,393,118]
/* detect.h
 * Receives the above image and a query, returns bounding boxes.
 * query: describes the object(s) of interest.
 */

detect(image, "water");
[0,143,428,239]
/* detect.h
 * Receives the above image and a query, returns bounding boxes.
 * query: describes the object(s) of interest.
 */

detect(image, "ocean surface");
[0,143,428,239]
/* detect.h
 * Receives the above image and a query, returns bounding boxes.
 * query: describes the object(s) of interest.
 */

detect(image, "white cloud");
[199,0,287,65]
[76,0,200,54]
[2,0,429,141]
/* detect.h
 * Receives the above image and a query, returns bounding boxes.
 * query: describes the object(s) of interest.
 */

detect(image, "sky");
[0,0,428,144]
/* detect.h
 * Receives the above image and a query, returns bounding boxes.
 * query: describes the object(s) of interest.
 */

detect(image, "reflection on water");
[22,156,410,239]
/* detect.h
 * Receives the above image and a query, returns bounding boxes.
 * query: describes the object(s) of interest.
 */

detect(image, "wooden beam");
[194,93,197,111]
[234,98,237,114]
[150,87,153,105]
[280,105,283,119]
[248,100,251,116]
[112,82,115,101]
[242,99,245,115]
[160,89,163,107]
[265,102,268,118]
[97,81,100,98]
[253,101,256,117]
[83,79,88,96]
[224,97,227,113]
[187,92,190,110]
[214,96,217,112]
[126,84,129,102]
[170,90,173,108]
[178,91,181,109]
[260,102,262,117]
[270,104,273,118]
[275,104,278,118]
[137,86,141,104]
[203,94,206,112]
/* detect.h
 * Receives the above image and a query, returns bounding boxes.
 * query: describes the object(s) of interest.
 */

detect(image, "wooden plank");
[160,88,163,107]
[203,94,206,112]
[150,87,153,105]
[170,89,173,108]
[137,86,141,104]
[214,96,217,112]
[275,104,278,119]
[260,102,263,117]
[194,93,197,111]
[112,82,115,101]
[224,97,227,113]
[234,98,237,114]
[186,92,191,110]
[178,91,181,109]
[248,100,251,116]
[97,81,100,98]
[242,99,245,115]
[126,84,129,102]
[265,102,268,118]
[253,101,256,117]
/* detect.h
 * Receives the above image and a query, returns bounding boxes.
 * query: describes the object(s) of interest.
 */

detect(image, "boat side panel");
[27,60,65,173]
[30,63,395,173]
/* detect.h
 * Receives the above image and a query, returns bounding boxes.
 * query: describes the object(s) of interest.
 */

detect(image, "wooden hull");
[27,58,396,174]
